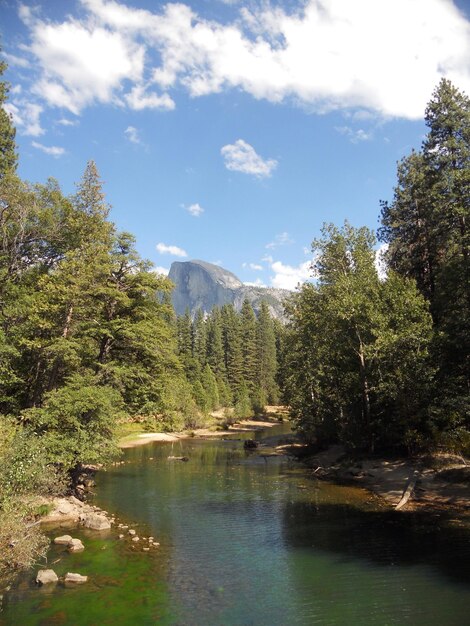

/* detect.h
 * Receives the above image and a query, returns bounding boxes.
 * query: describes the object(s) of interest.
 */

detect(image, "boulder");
[36,569,58,585]
[244,439,259,449]
[81,513,111,530]
[64,572,88,584]
[68,538,85,553]
[53,534,73,545]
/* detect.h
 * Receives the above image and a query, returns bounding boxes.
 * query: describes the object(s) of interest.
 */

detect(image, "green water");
[2,424,469,625]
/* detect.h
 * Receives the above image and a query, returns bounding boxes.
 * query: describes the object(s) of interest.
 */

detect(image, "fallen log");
[395,471,419,510]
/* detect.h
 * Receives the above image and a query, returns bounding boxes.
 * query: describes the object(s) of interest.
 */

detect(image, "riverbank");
[118,414,469,518]
[295,444,469,518]
[118,412,289,449]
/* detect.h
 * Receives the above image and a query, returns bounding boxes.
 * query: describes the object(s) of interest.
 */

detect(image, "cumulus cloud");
[156,242,187,257]
[265,232,294,249]
[269,260,312,290]
[124,125,141,144]
[153,265,169,276]
[4,100,44,136]
[184,203,204,217]
[221,139,277,178]
[243,262,263,271]
[31,141,65,157]
[335,126,372,143]
[15,0,470,120]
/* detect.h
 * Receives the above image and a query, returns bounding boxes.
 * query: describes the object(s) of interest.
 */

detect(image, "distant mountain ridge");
[168,260,289,320]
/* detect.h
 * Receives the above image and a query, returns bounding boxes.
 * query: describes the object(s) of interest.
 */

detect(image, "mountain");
[168,260,289,320]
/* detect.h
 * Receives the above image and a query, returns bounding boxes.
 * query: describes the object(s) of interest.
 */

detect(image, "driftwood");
[167,456,189,462]
[395,472,419,510]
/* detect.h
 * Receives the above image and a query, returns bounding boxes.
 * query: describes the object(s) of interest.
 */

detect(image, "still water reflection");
[3,425,469,625]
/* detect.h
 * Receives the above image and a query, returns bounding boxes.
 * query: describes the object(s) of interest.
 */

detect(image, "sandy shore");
[118,418,283,449]
[301,445,469,517]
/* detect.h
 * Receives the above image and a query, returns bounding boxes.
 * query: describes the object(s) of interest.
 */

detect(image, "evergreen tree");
[285,223,433,451]
[256,301,279,405]
[0,58,17,178]
[240,299,258,393]
[380,79,470,436]
[193,309,207,369]
[221,304,244,398]
[206,307,226,379]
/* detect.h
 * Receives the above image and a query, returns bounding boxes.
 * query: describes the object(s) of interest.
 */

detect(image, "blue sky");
[2,0,470,288]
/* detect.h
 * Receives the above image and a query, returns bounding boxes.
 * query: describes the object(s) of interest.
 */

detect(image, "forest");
[0,52,468,582]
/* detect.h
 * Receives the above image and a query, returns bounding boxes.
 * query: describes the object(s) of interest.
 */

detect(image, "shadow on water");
[281,497,470,586]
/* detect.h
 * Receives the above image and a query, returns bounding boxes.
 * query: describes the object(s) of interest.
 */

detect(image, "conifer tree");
[0,58,17,178]
[256,301,279,405]
[240,299,258,393]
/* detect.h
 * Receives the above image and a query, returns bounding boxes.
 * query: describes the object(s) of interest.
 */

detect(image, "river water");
[2,423,469,625]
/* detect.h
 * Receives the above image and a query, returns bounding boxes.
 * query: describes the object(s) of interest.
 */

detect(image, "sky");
[1,0,470,290]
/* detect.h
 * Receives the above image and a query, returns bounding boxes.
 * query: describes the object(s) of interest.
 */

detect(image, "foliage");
[380,78,470,441]
[284,222,433,451]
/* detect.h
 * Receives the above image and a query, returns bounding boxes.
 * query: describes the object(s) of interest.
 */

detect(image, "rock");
[81,513,111,530]
[64,572,88,584]
[36,569,58,585]
[68,538,85,553]
[118,534,124,539]
[244,439,259,449]
[167,456,189,461]
[128,529,136,536]
[143,547,150,551]
[132,536,140,542]
[53,534,73,545]
[169,260,288,321]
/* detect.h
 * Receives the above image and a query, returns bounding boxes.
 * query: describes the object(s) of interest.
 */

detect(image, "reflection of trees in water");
[281,499,470,585]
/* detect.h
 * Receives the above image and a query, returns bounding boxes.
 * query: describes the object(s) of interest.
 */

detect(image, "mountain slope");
[168,260,289,320]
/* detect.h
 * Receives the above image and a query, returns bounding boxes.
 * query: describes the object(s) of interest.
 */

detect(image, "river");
[2,423,469,625]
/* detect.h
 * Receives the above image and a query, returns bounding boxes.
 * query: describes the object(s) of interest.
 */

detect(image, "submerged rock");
[244,439,259,449]
[36,569,58,585]
[64,572,88,584]
[81,512,111,530]
[53,534,73,545]
[67,538,85,553]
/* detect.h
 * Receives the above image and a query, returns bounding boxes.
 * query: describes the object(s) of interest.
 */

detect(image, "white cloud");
[4,100,44,136]
[153,265,169,276]
[335,126,372,143]
[156,242,187,257]
[242,262,263,271]
[17,0,470,120]
[184,202,204,217]
[221,139,277,178]
[4,52,30,68]
[125,84,175,111]
[244,278,266,287]
[57,117,78,126]
[22,9,145,113]
[31,141,65,157]
[375,243,389,280]
[266,232,294,250]
[124,125,141,144]
[269,260,312,290]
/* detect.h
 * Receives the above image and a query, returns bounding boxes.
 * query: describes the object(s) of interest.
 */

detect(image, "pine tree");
[221,304,243,398]
[206,307,226,379]
[256,301,279,405]
[240,299,258,393]
[0,58,17,178]
[380,79,470,432]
